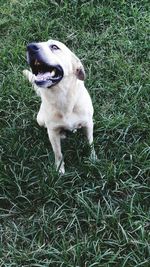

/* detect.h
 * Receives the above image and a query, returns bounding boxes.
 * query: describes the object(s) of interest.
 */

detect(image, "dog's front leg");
[47,129,65,174]
[85,121,97,161]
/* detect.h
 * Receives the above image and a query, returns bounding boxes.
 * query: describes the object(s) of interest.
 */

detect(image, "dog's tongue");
[36,72,51,81]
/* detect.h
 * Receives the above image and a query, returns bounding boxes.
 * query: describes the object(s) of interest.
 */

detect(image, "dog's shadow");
[61,129,91,168]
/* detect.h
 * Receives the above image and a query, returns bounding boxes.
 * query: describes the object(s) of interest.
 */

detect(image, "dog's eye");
[50,44,59,50]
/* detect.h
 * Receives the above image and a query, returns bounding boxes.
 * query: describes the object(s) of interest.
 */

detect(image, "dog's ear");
[72,53,85,81]
[76,66,85,81]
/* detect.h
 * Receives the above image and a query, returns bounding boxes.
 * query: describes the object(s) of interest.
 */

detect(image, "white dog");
[23,39,96,173]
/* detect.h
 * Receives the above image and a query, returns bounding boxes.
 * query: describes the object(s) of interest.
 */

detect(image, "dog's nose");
[27,43,39,53]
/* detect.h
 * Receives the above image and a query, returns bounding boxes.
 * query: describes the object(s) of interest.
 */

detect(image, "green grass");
[0,0,150,266]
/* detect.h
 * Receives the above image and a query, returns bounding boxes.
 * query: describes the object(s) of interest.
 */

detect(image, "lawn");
[0,0,150,266]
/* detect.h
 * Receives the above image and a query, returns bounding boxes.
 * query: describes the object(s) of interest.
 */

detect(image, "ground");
[0,0,150,266]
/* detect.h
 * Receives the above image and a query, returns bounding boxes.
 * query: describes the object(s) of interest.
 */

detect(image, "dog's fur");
[23,39,96,173]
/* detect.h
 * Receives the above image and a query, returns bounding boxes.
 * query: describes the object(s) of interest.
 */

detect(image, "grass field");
[0,0,150,266]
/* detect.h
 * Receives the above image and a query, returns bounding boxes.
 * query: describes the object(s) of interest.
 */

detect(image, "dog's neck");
[39,77,83,114]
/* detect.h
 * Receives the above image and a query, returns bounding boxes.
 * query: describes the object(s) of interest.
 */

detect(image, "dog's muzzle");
[27,43,64,88]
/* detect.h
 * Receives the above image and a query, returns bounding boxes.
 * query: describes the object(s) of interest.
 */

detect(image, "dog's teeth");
[35,60,40,66]
[50,70,55,77]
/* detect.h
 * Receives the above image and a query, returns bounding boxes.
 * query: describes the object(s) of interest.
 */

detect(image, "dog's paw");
[58,166,65,175]
[90,148,98,162]
[56,161,65,175]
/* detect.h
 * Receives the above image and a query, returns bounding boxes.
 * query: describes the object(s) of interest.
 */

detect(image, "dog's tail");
[23,69,41,96]
[23,69,35,84]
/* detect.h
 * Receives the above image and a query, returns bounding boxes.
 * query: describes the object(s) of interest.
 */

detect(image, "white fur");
[23,40,96,173]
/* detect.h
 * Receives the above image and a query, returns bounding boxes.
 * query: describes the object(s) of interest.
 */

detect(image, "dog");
[23,39,96,173]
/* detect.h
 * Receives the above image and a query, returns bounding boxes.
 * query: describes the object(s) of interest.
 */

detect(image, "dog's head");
[26,39,85,88]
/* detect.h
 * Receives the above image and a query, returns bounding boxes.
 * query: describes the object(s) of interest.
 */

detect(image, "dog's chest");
[54,111,86,131]
[41,104,87,132]
[40,87,91,131]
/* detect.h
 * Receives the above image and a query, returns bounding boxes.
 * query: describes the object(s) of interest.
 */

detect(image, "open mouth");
[30,59,64,88]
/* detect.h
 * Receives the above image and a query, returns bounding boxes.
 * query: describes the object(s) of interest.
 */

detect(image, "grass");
[0,0,150,266]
